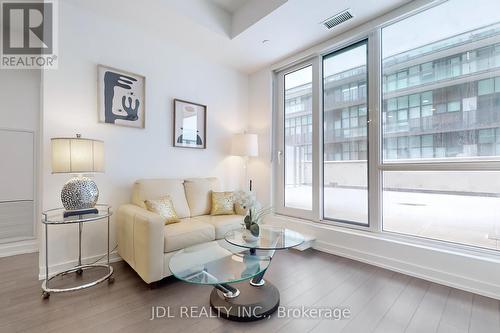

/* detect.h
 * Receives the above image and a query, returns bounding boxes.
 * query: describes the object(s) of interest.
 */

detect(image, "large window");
[383,171,500,249]
[381,0,500,250]
[275,0,500,252]
[323,41,368,225]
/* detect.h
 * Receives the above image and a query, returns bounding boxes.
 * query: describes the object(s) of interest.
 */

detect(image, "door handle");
[277,150,283,164]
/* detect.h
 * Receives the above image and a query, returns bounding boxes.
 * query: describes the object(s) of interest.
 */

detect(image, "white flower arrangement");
[234,190,272,237]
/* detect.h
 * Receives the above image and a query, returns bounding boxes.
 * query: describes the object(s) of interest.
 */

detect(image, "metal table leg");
[42,224,50,299]
[209,245,281,321]
[107,215,110,265]
[214,283,240,298]
[249,248,275,287]
[210,278,280,321]
[107,212,114,284]
[76,220,83,275]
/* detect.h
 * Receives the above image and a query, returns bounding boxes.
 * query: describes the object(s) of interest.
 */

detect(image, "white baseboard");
[38,251,123,280]
[0,239,38,258]
[313,240,500,300]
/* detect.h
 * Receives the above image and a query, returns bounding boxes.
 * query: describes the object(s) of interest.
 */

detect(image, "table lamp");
[231,133,258,191]
[51,134,104,217]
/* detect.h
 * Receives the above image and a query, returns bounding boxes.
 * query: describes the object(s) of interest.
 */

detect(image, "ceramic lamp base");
[61,176,99,213]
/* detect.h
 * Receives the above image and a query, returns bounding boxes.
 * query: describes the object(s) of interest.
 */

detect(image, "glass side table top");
[225,225,304,250]
[42,204,112,224]
[169,242,271,285]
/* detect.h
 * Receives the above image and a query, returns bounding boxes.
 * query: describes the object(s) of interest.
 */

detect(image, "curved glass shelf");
[169,242,271,285]
[225,225,304,250]
[42,204,112,224]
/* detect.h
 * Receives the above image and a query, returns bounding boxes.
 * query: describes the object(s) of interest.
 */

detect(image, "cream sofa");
[116,178,245,283]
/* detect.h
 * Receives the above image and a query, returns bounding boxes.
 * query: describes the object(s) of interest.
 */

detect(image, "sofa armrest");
[117,204,165,283]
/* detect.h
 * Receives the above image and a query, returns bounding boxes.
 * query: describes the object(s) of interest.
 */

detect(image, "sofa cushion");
[184,178,219,217]
[164,219,215,253]
[193,215,243,239]
[210,191,235,215]
[144,196,180,224]
[132,179,191,218]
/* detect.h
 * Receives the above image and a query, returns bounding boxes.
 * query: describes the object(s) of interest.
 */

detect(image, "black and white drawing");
[98,65,145,128]
[173,99,206,149]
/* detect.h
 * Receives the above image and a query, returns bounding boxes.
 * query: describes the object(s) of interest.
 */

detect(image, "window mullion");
[368,29,382,232]
[312,57,321,222]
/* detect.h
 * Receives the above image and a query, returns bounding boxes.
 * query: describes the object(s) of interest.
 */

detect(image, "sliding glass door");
[322,40,369,225]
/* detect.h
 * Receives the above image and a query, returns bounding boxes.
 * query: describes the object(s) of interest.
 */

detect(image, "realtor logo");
[1,0,58,69]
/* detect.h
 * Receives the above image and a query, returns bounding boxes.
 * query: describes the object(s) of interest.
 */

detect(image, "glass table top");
[42,205,112,224]
[225,225,304,250]
[169,242,271,285]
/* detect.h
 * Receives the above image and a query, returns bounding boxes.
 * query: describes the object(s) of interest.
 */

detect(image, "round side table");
[41,204,114,299]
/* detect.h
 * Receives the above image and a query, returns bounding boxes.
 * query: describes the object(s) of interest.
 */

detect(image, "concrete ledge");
[292,233,316,251]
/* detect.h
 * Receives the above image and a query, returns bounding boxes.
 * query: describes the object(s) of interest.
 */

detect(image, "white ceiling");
[209,0,250,13]
[68,0,413,74]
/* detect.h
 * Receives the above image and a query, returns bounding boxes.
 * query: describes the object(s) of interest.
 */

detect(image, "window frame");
[271,0,500,253]
[274,59,320,221]
[321,38,373,227]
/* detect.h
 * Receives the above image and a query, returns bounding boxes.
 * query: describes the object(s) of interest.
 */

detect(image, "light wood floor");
[1,250,499,333]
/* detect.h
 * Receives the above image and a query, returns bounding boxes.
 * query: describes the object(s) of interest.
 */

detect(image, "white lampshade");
[51,136,105,173]
[231,133,258,157]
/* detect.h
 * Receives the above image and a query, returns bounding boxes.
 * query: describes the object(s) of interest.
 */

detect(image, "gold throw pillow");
[211,191,235,215]
[144,196,180,224]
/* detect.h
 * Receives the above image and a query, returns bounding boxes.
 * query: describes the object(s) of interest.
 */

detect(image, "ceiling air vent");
[322,9,353,29]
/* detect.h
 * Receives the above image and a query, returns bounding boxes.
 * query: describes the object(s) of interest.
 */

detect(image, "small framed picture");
[98,65,145,128]
[173,99,206,149]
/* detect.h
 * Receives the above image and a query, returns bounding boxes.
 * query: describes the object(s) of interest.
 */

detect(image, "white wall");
[248,69,273,206]
[40,1,249,275]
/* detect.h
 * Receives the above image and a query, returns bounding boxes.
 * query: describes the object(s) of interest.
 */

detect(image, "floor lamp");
[231,133,258,191]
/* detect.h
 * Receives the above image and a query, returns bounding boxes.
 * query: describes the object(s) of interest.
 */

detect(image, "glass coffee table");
[225,225,305,286]
[169,226,304,321]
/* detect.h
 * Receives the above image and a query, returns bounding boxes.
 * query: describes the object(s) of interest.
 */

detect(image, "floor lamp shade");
[231,133,258,157]
[231,133,258,192]
[51,136,104,216]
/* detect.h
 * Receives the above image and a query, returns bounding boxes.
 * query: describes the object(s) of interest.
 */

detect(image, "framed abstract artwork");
[97,65,145,128]
[173,99,206,149]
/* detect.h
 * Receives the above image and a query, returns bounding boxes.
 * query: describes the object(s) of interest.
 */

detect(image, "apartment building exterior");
[285,23,500,186]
